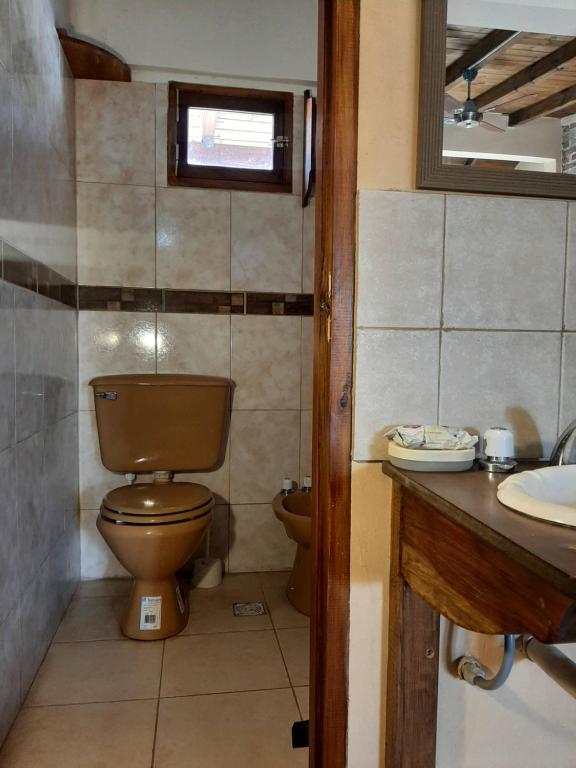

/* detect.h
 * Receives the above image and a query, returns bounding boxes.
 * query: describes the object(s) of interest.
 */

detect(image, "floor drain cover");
[233,601,267,617]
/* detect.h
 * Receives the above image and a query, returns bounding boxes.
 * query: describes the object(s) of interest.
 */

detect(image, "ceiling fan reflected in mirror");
[444,68,507,133]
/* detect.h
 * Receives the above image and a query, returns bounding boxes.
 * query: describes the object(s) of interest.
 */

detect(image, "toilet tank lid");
[89,374,233,388]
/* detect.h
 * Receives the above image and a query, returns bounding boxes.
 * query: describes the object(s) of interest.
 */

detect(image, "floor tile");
[161,630,289,697]
[26,640,163,706]
[182,573,272,635]
[0,700,157,768]
[258,571,292,589]
[294,687,309,720]
[53,596,126,642]
[262,582,310,630]
[277,628,310,686]
[154,690,307,768]
[74,579,132,599]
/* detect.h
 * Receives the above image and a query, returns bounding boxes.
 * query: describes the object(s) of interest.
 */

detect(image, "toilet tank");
[90,374,233,473]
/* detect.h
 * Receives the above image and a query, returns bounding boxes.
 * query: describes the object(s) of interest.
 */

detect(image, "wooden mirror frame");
[418,0,576,200]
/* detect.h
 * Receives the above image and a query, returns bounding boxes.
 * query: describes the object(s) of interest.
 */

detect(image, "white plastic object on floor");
[192,557,223,588]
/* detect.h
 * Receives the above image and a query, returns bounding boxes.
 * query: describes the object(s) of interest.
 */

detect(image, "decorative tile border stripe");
[1,240,76,308]
[246,292,314,316]
[164,289,245,315]
[78,286,314,316]
[0,240,314,317]
[78,286,162,312]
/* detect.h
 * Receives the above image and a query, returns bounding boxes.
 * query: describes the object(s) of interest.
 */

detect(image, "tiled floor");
[0,572,310,768]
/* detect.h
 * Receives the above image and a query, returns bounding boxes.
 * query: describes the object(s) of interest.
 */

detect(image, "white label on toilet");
[175,585,185,614]
[140,596,162,631]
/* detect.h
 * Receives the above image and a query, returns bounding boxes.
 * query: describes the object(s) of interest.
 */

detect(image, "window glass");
[186,108,275,170]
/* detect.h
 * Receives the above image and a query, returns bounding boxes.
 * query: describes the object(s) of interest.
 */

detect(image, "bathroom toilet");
[273,491,312,616]
[90,374,232,640]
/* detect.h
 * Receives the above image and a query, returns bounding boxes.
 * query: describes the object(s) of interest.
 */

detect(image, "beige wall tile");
[231,192,303,292]
[77,182,155,287]
[231,316,301,410]
[155,83,168,188]
[560,333,576,437]
[444,196,567,330]
[0,700,157,767]
[302,199,315,293]
[157,313,231,378]
[300,410,312,484]
[230,410,300,503]
[357,190,445,328]
[301,317,313,409]
[76,80,155,186]
[156,187,231,290]
[439,331,561,458]
[154,690,306,768]
[353,329,440,460]
[564,204,576,331]
[229,504,296,572]
[78,312,157,411]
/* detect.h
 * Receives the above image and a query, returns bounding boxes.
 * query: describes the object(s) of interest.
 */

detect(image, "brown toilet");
[273,491,311,616]
[90,374,232,640]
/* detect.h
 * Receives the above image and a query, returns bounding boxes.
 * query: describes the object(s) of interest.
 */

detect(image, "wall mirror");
[418,0,576,199]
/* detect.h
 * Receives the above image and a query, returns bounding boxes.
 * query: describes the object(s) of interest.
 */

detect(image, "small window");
[168,83,293,193]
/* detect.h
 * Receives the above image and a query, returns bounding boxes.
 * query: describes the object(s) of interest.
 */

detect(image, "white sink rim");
[497,465,576,528]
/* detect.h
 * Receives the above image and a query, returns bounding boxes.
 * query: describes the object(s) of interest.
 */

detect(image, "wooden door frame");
[310,2,360,767]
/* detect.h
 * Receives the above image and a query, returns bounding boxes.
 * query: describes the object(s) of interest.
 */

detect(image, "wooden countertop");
[382,461,576,599]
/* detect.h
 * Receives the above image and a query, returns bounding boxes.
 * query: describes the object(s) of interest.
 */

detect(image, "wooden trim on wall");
[417,0,576,200]
[311,1,360,767]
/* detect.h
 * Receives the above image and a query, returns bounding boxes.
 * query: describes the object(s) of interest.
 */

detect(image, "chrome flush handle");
[95,391,118,400]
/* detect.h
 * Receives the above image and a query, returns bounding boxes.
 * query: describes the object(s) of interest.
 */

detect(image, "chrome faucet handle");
[549,418,576,466]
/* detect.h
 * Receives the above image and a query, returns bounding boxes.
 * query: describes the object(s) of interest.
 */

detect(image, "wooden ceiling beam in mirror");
[508,82,576,125]
[475,36,576,110]
[57,29,131,82]
[445,29,518,86]
[418,0,576,199]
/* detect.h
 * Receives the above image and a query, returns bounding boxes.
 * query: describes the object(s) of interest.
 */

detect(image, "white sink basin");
[497,465,576,527]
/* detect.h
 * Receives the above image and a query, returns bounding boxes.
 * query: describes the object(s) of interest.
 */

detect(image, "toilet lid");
[103,482,213,516]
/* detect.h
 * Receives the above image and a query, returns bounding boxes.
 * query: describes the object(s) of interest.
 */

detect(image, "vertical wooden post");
[310,1,360,767]
[386,484,441,768]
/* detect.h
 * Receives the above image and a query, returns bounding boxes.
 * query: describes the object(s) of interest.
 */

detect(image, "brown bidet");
[98,482,213,640]
[273,491,311,616]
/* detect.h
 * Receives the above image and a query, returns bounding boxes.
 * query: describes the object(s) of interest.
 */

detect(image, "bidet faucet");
[549,419,576,466]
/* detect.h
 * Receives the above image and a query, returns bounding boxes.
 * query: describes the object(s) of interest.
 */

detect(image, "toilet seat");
[101,482,214,525]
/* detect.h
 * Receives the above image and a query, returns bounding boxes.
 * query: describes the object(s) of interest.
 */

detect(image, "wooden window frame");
[167,82,294,193]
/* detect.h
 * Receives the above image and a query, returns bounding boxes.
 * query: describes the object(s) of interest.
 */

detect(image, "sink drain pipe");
[458,634,576,697]
[457,634,516,690]
[522,636,576,699]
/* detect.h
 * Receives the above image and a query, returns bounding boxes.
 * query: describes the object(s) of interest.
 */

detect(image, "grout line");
[21,697,159,711]
[557,203,571,437]
[149,640,166,768]
[159,685,293,701]
[357,325,566,334]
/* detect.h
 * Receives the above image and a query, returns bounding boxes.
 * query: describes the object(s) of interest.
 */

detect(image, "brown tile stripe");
[79,287,314,316]
[78,286,162,312]
[0,241,314,316]
[1,240,76,308]
[246,292,314,316]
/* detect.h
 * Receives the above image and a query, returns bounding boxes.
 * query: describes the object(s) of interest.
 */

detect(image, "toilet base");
[286,545,311,617]
[121,576,189,640]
